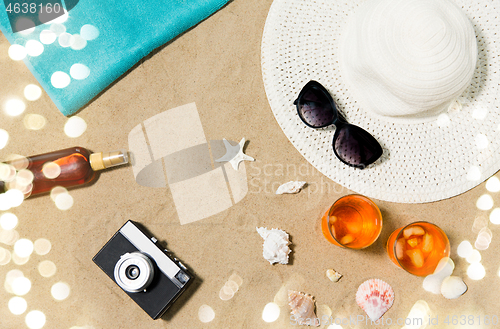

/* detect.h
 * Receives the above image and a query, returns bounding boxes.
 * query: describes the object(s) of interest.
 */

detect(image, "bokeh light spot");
[64,116,87,137]
[0,213,18,230]
[42,162,61,179]
[34,239,51,255]
[16,169,34,186]
[80,24,99,40]
[16,18,35,35]
[5,99,26,116]
[467,263,486,280]
[23,114,47,130]
[49,23,66,36]
[0,129,9,149]
[466,249,482,264]
[55,192,74,210]
[39,30,57,44]
[198,304,215,323]
[14,239,34,258]
[0,194,12,211]
[38,260,56,277]
[8,155,29,171]
[12,253,30,265]
[457,240,473,258]
[0,163,16,182]
[0,229,20,245]
[466,166,481,181]
[0,247,12,265]
[51,71,70,89]
[219,285,234,301]
[475,134,489,149]
[490,208,500,225]
[12,276,31,296]
[228,272,243,286]
[25,310,46,329]
[8,44,27,61]
[472,215,488,233]
[436,113,450,127]
[472,107,488,120]
[25,40,44,57]
[58,32,72,47]
[70,63,90,80]
[24,84,42,101]
[476,194,494,210]
[51,282,70,300]
[70,34,87,50]
[8,296,27,315]
[262,302,280,323]
[486,176,500,192]
[50,186,68,202]
[5,189,25,208]
[5,269,23,293]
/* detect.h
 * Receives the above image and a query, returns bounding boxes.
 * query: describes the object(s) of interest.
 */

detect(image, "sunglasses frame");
[294,80,383,169]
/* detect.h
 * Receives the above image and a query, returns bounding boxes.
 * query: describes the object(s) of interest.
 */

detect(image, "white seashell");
[356,279,394,322]
[276,181,307,194]
[288,290,320,327]
[256,227,291,265]
[423,257,455,294]
[326,269,342,282]
[423,274,446,295]
[441,276,468,299]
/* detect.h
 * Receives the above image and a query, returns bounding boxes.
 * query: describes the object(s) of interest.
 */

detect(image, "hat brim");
[261,0,500,203]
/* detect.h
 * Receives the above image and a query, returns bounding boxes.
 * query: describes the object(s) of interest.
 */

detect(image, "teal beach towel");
[0,0,230,116]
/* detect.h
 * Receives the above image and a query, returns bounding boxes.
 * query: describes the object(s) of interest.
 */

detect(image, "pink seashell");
[356,279,394,322]
[288,290,320,327]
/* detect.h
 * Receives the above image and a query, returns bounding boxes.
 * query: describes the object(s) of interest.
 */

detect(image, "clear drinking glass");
[321,194,383,249]
[386,221,450,276]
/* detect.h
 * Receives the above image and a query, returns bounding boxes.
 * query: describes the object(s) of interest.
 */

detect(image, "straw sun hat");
[261,0,500,203]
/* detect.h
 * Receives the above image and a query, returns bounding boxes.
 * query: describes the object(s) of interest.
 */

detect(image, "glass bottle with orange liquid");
[386,222,450,276]
[321,194,383,249]
[0,147,128,197]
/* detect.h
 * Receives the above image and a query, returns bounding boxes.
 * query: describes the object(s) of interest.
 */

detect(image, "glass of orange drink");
[321,194,383,249]
[386,222,450,276]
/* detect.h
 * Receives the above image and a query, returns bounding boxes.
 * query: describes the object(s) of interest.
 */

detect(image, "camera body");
[93,220,193,319]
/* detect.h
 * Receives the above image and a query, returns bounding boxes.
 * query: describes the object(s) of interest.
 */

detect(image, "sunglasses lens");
[334,125,383,168]
[297,87,335,128]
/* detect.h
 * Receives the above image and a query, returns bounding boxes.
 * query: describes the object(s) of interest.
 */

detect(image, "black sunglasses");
[294,80,383,169]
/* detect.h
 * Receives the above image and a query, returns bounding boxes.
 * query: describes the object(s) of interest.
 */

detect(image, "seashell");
[440,276,468,299]
[276,181,307,194]
[326,269,342,282]
[288,290,320,327]
[356,279,394,322]
[256,227,291,265]
[423,257,455,294]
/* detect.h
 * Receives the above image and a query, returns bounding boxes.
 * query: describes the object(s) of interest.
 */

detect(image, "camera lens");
[126,265,140,280]
[114,252,154,293]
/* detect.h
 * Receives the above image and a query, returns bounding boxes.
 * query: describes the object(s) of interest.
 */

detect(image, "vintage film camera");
[93,220,193,319]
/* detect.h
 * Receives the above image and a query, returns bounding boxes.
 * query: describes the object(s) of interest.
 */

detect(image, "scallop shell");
[356,279,394,322]
[257,227,291,265]
[288,290,320,327]
[276,181,307,194]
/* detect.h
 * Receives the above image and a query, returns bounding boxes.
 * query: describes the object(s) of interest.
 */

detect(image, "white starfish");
[215,138,255,170]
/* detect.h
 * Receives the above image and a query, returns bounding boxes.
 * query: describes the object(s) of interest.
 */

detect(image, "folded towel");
[0,0,230,116]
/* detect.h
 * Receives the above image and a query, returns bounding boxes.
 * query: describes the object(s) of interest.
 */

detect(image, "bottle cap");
[90,150,129,171]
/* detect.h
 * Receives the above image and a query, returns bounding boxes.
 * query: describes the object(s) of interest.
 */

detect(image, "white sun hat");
[261,0,500,203]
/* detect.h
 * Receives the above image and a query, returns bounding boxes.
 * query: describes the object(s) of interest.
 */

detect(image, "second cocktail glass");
[321,194,383,249]
[386,221,450,276]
